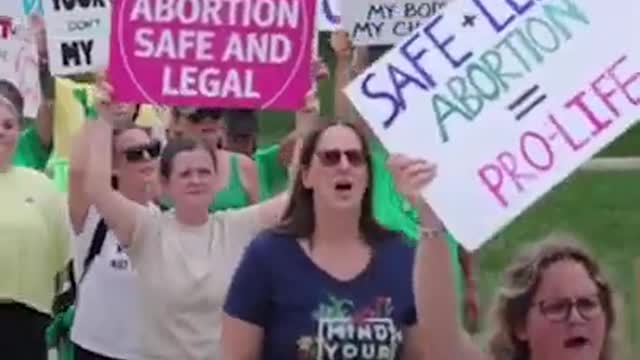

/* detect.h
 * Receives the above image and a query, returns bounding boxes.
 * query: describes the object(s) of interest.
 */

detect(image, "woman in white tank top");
[69,114,161,360]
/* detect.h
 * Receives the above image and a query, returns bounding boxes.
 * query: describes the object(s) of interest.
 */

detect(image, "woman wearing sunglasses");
[0,80,70,359]
[84,80,293,359]
[222,122,434,359]
[169,106,259,211]
[68,119,161,360]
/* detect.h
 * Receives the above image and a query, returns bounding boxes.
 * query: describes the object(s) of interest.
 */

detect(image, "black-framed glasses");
[315,149,366,167]
[122,140,162,162]
[535,294,602,323]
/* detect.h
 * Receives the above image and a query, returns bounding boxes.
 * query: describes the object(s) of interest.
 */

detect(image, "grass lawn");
[476,170,640,353]
[600,124,640,157]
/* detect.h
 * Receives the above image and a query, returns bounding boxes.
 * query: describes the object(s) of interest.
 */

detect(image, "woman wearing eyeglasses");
[0,79,70,359]
[169,107,259,211]
[68,119,161,360]
[412,209,621,359]
[222,122,433,359]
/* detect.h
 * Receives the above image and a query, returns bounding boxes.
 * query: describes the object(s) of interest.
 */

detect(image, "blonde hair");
[488,232,621,360]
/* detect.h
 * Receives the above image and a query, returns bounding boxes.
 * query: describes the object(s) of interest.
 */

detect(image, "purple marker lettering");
[472,0,516,33]
[423,14,472,69]
[400,33,437,88]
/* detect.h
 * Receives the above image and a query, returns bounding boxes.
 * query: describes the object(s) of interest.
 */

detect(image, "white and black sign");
[342,0,447,45]
[0,36,42,117]
[317,0,342,31]
[43,0,110,75]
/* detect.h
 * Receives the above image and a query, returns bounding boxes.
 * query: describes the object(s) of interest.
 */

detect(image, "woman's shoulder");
[242,229,298,259]
[375,234,416,264]
[12,166,54,185]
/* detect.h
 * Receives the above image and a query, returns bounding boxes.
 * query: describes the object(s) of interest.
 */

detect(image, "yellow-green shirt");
[0,166,70,314]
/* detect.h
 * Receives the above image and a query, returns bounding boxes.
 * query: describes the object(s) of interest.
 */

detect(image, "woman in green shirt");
[166,107,258,211]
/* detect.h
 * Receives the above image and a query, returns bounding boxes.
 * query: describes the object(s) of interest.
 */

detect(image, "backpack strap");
[79,218,108,283]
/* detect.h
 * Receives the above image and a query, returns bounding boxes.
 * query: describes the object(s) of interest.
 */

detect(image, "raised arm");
[84,83,144,247]
[413,210,486,360]
[255,137,301,228]
[68,125,91,234]
[238,153,259,204]
[331,31,355,122]
[387,154,487,360]
[33,14,54,148]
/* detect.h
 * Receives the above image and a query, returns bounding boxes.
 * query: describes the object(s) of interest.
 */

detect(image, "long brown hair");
[275,122,397,246]
[488,232,621,360]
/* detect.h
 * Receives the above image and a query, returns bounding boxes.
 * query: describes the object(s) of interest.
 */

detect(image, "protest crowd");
[0,1,636,360]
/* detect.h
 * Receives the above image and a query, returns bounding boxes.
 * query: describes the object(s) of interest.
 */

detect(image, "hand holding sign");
[93,72,114,123]
[387,154,437,208]
[331,31,353,60]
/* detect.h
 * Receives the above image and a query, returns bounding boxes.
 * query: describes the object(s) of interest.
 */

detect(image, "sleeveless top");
[209,154,251,211]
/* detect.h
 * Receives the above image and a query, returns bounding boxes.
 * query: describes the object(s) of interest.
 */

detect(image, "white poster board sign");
[0,36,42,118]
[345,0,640,250]
[342,0,447,45]
[317,0,342,31]
[42,0,111,75]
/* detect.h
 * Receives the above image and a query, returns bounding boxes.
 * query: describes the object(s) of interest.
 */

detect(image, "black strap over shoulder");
[80,218,108,282]
[52,218,109,314]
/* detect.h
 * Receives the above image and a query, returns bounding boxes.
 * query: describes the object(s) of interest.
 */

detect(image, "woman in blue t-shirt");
[222,122,436,359]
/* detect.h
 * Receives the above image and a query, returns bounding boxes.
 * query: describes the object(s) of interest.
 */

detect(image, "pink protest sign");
[109,0,315,111]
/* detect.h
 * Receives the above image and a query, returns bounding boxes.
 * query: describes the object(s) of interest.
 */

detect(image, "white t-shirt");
[128,205,264,360]
[70,205,153,359]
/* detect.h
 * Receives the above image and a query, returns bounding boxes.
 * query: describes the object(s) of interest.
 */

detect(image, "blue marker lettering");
[423,14,472,69]
[361,73,401,129]
[473,0,515,33]
[399,33,437,88]
[388,64,430,112]
[508,0,536,14]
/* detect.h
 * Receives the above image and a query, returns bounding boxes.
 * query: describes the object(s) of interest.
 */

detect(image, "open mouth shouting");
[563,335,591,350]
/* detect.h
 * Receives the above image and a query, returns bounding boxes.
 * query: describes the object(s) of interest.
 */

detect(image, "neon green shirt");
[12,124,51,171]
[0,167,70,314]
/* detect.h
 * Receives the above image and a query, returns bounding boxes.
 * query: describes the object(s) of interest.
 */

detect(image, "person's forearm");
[85,120,113,199]
[35,100,53,148]
[334,55,353,121]
[414,201,466,359]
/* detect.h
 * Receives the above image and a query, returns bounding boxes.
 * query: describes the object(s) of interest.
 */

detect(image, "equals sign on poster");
[507,84,547,121]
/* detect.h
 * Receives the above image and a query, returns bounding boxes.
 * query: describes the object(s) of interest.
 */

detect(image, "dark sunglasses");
[122,140,162,162]
[315,149,366,167]
[175,107,222,124]
[535,294,602,323]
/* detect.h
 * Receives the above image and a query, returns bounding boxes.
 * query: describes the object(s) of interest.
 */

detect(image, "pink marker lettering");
[497,151,536,192]
[548,114,590,152]
[591,72,621,118]
[0,17,11,39]
[520,131,554,171]
[478,163,508,207]
[607,55,640,106]
[565,90,612,136]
